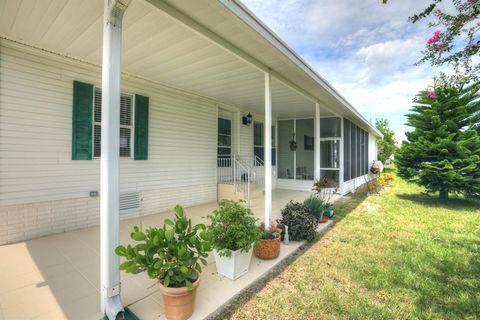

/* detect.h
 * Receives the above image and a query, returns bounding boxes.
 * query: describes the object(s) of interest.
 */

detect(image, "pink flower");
[427,29,442,44]
[428,88,437,99]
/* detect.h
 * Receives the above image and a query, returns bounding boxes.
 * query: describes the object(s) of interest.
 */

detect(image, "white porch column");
[264,72,272,229]
[314,102,321,181]
[339,117,344,194]
[100,1,130,319]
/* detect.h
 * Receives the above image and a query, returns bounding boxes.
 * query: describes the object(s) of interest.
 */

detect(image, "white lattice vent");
[120,192,141,213]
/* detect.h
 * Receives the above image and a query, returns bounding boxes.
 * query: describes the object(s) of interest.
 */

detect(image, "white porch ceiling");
[0,0,348,119]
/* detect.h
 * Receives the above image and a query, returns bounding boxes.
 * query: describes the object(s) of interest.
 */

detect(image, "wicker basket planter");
[254,233,281,259]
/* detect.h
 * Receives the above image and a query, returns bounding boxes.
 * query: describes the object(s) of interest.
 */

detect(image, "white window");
[93,88,134,158]
[217,117,232,159]
[254,122,276,166]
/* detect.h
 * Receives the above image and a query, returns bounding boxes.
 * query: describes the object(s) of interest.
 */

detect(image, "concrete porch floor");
[0,189,339,320]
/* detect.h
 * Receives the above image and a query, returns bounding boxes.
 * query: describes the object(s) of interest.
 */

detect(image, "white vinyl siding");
[0,40,218,208]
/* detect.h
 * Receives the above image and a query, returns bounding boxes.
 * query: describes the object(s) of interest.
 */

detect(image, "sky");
[241,0,449,143]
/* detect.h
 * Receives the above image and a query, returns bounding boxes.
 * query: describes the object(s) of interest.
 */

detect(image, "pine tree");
[396,77,480,200]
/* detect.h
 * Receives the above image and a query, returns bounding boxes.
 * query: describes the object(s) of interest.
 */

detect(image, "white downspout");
[314,102,321,181]
[339,117,345,194]
[264,72,272,229]
[100,1,130,319]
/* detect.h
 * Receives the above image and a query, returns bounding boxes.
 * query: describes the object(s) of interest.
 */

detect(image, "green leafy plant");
[303,195,324,221]
[260,230,277,240]
[279,201,318,242]
[207,200,262,257]
[258,222,281,240]
[115,205,211,290]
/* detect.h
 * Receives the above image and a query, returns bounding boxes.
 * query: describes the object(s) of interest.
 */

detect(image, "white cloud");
[242,0,451,140]
[356,38,424,83]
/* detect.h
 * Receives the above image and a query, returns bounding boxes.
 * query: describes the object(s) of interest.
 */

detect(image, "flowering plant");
[370,160,384,174]
[313,178,336,190]
[383,1,480,81]
[427,29,442,44]
[312,178,337,205]
[379,173,395,186]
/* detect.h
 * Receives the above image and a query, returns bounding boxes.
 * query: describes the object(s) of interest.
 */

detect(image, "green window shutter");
[72,81,93,160]
[134,94,149,160]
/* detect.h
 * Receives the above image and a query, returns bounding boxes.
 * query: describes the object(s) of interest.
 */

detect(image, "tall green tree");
[395,77,480,200]
[375,118,397,163]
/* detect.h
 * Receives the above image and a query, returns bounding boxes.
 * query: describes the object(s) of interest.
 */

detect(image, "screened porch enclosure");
[277,117,342,185]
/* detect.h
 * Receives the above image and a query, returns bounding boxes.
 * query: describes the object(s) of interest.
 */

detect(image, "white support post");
[100,1,130,319]
[314,103,321,181]
[264,72,272,229]
[339,117,345,194]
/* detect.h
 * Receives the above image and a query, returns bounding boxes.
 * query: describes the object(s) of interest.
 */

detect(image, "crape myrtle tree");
[382,0,480,80]
[395,75,480,200]
[375,118,397,163]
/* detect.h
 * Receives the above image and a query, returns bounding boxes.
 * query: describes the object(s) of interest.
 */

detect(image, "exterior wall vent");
[120,192,141,213]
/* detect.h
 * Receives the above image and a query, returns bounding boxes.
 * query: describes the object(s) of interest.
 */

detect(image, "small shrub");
[367,178,383,194]
[279,201,318,242]
[207,200,262,257]
[303,195,324,220]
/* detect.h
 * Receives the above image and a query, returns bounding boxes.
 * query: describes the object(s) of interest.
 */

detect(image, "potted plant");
[207,200,262,280]
[253,223,281,259]
[370,160,384,174]
[322,203,334,220]
[115,205,211,320]
[289,133,297,151]
[312,178,337,216]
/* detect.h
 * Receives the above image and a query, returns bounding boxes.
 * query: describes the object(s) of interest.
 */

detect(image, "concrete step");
[217,183,245,202]
[217,183,264,205]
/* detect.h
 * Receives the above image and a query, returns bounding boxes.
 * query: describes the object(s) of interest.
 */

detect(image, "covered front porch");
[0,0,381,318]
[0,189,337,320]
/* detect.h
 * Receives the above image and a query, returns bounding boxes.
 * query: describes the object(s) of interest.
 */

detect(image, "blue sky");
[242,0,449,143]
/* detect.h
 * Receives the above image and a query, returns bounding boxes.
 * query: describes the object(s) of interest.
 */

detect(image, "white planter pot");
[213,248,253,280]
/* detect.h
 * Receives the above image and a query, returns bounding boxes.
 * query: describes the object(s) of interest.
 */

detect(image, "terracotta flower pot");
[158,277,200,320]
[254,233,281,259]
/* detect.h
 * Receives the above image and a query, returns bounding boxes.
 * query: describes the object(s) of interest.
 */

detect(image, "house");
[0,0,381,318]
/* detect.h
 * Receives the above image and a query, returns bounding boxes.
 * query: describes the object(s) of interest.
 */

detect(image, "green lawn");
[225,173,480,320]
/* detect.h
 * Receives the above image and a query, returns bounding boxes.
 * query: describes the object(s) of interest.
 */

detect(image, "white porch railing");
[217,155,252,205]
[253,155,265,189]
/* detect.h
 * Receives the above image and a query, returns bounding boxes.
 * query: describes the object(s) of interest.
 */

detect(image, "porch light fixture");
[242,112,253,126]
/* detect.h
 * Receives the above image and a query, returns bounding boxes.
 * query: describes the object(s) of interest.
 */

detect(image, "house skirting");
[0,183,216,245]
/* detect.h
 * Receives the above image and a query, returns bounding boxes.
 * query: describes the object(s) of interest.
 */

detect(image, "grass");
[224,172,480,320]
